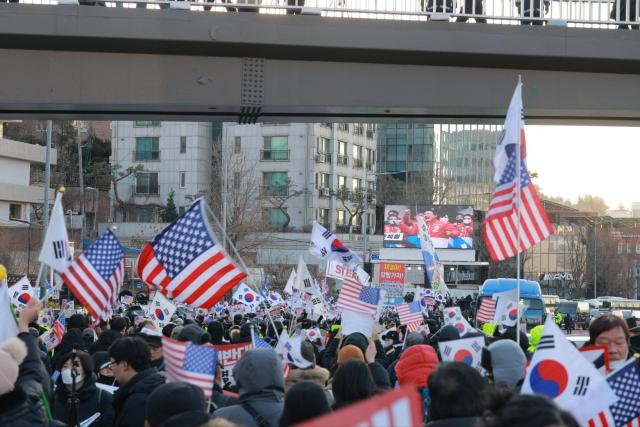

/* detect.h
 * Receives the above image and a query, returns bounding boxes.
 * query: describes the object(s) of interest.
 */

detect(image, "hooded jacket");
[52,373,114,427]
[394,345,439,389]
[89,330,121,355]
[213,349,284,427]
[112,368,165,427]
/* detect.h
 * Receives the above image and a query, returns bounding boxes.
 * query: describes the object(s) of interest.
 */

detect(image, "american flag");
[397,302,423,328]
[476,297,496,323]
[483,82,553,262]
[251,329,272,349]
[60,230,125,321]
[136,200,247,308]
[337,274,379,316]
[163,337,217,400]
[588,359,640,427]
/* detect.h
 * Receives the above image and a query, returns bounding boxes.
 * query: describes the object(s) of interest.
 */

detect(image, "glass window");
[179,136,187,154]
[135,137,160,161]
[234,136,241,154]
[9,204,22,220]
[178,206,186,215]
[318,208,329,226]
[179,171,186,188]
[134,120,160,126]
[265,208,288,229]
[138,209,154,223]
[135,172,159,194]
[263,172,288,196]
[352,178,361,192]
[336,209,346,225]
[318,173,331,189]
[352,145,362,160]
[338,175,346,190]
[318,137,331,154]
[262,136,289,161]
[338,141,348,156]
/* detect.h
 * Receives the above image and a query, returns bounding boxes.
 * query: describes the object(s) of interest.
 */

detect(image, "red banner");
[297,386,423,427]
[379,263,406,285]
[212,342,253,389]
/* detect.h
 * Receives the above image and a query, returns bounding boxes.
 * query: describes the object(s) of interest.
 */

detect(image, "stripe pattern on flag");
[60,230,124,320]
[136,200,246,308]
[397,302,423,327]
[336,274,379,316]
[163,337,217,399]
[476,297,496,323]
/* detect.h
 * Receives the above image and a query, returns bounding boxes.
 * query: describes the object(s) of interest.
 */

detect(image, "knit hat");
[438,325,461,343]
[486,339,527,391]
[337,344,364,365]
[177,324,206,345]
[145,382,206,427]
[300,340,316,366]
[0,337,28,395]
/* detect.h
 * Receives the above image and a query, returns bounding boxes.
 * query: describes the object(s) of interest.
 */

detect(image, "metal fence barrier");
[6,0,640,29]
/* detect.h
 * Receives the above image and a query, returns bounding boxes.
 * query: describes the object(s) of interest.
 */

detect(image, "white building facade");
[110,121,215,222]
[0,136,56,224]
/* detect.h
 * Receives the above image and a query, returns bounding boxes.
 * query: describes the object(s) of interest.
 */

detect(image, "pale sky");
[525,125,640,210]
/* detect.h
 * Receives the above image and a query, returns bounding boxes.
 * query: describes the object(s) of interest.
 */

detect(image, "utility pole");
[77,121,86,245]
[594,218,598,299]
[43,120,52,234]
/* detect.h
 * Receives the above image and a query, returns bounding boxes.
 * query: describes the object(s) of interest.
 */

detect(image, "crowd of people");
[1,290,638,427]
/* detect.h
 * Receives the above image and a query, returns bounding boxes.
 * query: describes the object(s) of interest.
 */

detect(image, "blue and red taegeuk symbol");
[529,360,569,398]
[155,308,165,321]
[448,310,456,318]
[331,238,349,253]
[17,293,31,304]
[454,349,474,365]
[307,330,317,339]
[455,323,465,333]
[244,293,255,303]
[508,308,518,321]
[269,293,278,301]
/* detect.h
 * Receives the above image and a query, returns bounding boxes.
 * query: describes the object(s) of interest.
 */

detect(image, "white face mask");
[610,359,627,371]
[61,368,83,385]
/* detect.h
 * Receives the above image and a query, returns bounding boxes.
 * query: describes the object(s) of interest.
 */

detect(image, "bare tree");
[565,225,588,292]
[262,178,305,232]
[332,187,366,234]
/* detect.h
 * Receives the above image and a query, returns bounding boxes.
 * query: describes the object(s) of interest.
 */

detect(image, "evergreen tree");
[161,191,179,222]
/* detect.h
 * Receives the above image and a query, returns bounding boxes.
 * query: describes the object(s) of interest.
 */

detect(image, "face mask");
[463,219,472,225]
[610,359,627,371]
[61,368,83,385]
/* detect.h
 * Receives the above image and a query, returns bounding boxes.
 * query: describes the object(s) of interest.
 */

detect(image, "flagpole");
[515,76,523,346]
[37,186,65,301]
[202,200,280,340]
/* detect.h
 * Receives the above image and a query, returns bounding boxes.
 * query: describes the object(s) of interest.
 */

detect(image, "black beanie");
[146,382,206,427]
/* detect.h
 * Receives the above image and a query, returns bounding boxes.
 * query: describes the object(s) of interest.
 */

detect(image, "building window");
[337,175,346,191]
[134,120,160,126]
[318,137,331,154]
[352,178,361,192]
[618,243,624,254]
[135,172,159,195]
[353,145,363,168]
[135,137,160,161]
[262,172,289,196]
[365,148,375,171]
[138,208,154,223]
[233,172,241,190]
[337,123,349,132]
[179,206,186,215]
[337,141,348,166]
[336,209,346,225]
[180,136,187,154]
[234,136,241,154]
[317,208,329,227]
[261,136,289,161]
[353,124,364,135]
[263,208,288,230]
[317,173,331,189]
[179,171,186,189]
[9,204,22,220]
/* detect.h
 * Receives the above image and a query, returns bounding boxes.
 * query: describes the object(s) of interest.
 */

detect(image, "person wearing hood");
[109,336,165,427]
[394,344,438,415]
[527,325,544,356]
[387,332,425,386]
[481,340,527,392]
[208,321,226,345]
[51,350,114,427]
[177,324,209,345]
[145,382,209,427]
[89,324,123,355]
[0,298,51,427]
[92,351,116,386]
[213,349,285,427]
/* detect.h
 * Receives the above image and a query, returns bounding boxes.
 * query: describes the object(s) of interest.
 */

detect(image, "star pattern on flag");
[183,343,217,375]
[609,362,640,425]
[153,207,214,278]
[359,287,380,305]
[84,232,124,281]
[498,144,531,187]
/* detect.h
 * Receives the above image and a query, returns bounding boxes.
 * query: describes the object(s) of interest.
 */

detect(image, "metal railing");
[132,150,161,161]
[260,185,289,197]
[337,155,349,166]
[16,0,640,29]
[131,184,160,195]
[353,158,364,168]
[260,149,290,161]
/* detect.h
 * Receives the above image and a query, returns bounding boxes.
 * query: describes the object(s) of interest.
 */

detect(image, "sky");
[525,125,640,211]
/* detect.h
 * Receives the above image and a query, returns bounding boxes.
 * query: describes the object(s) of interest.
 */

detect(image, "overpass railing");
[10,0,640,29]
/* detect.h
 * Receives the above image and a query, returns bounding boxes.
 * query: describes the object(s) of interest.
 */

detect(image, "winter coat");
[89,330,121,355]
[0,333,50,427]
[112,368,165,427]
[320,333,387,371]
[52,373,114,427]
[285,365,330,390]
[394,345,439,388]
[213,349,285,427]
[426,416,483,427]
[210,383,238,412]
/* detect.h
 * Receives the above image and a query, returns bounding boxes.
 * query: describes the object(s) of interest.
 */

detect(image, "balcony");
[318,187,331,198]
[366,161,375,171]
[131,184,160,196]
[132,150,160,161]
[353,125,364,136]
[337,124,349,132]
[353,158,364,169]
[260,149,290,161]
[315,153,332,164]
[261,185,289,197]
[366,129,375,139]
[337,155,349,166]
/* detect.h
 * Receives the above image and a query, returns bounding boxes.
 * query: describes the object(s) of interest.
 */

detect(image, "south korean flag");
[148,292,177,328]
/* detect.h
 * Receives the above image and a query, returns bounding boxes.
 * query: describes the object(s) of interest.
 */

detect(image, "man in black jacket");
[109,337,164,427]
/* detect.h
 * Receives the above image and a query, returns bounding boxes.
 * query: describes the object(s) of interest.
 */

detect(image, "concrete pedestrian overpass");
[2,3,640,124]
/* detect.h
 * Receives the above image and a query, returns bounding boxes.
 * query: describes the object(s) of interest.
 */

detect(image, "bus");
[556,300,590,324]
[476,278,546,329]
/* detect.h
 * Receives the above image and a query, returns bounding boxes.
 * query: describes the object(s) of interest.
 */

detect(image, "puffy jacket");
[285,365,330,390]
[52,373,114,427]
[213,349,284,427]
[112,368,165,427]
[320,333,387,370]
[0,333,50,427]
[395,345,439,388]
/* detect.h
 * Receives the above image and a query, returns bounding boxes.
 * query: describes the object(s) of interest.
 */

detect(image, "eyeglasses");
[102,361,115,370]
